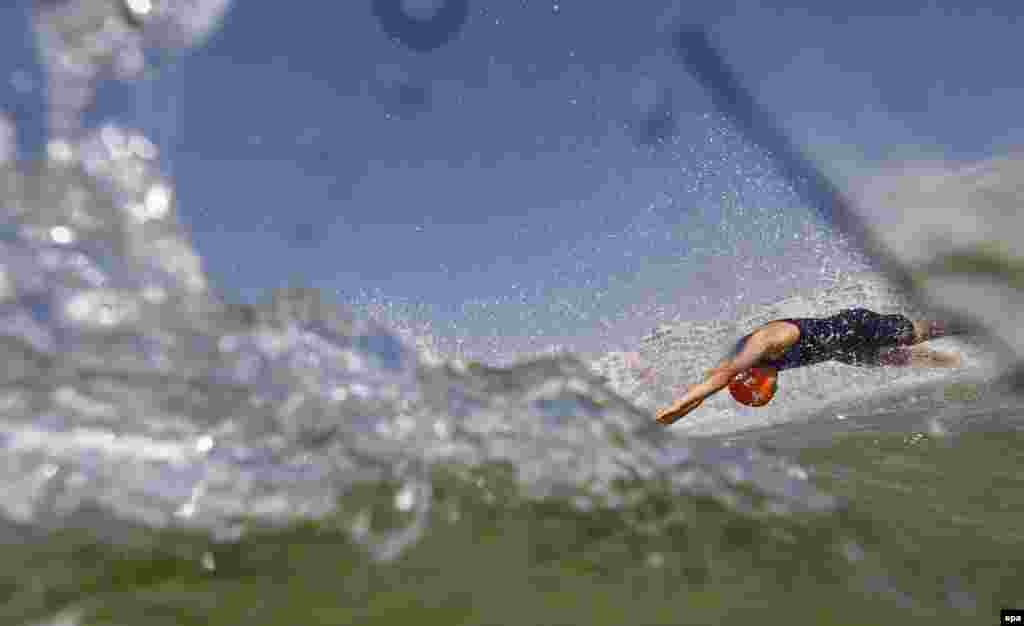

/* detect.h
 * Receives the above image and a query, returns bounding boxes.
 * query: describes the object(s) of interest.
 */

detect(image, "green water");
[3,425,1022,625]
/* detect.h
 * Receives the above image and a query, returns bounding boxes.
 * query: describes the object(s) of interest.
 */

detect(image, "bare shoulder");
[755,321,800,352]
[723,322,794,371]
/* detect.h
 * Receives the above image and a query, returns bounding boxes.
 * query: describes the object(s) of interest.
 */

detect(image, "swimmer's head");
[728,367,778,407]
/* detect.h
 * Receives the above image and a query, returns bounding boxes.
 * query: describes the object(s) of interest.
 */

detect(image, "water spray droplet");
[124,0,154,18]
[200,551,216,571]
[46,140,74,163]
[395,483,417,512]
[50,226,74,245]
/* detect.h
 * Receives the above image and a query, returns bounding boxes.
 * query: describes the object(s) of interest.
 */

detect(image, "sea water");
[3,1,1024,624]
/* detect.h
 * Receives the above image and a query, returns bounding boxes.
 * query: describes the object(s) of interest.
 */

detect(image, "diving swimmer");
[655,308,966,425]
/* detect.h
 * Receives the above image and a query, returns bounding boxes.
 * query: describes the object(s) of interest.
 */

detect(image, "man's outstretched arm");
[655,333,769,425]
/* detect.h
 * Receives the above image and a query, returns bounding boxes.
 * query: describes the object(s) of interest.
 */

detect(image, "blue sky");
[2,0,1023,363]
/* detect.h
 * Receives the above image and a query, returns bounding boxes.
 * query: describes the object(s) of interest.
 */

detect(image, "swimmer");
[655,308,967,425]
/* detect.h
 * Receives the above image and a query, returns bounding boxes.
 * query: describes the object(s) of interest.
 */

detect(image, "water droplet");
[50,226,74,245]
[176,501,197,519]
[46,140,74,163]
[141,286,166,303]
[350,510,371,538]
[200,551,216,571]
[349,383,372,399]
[842,540,865,562]
[927,418,948,436]
[395,483,417,511]
[124,0,154,18]
[142,184,172,221]
[128,134,157,160]
[446,507,460,524]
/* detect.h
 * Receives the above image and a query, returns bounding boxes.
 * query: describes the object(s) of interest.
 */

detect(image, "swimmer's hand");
[655,396,703,425]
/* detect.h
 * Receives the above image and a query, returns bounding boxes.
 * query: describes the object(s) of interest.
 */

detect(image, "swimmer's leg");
[877,345,961,368]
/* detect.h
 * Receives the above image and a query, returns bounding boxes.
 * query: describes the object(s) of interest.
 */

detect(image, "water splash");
[1,116,838,564]
[2,0,1017,592]
[32,0,231,138]
[591,271,1002,437]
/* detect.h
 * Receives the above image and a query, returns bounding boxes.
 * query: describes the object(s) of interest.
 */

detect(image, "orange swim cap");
[728,367,778,407]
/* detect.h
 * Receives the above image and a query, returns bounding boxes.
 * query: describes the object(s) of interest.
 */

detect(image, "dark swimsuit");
[729,308,915,371]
